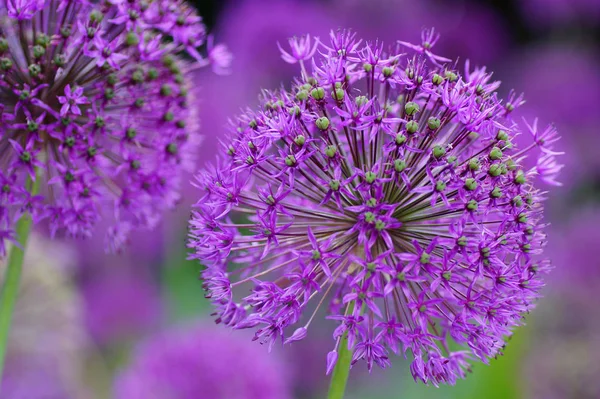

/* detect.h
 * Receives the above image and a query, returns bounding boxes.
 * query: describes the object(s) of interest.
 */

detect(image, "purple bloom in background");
[2,236,89,398]
[189,30,562,386]
[504,44,600,183]
[0,0,229,252]
[334,0,508,64]
[525,210,600,399]
[75,225,163,345]
[115,323,292,399]
[518,0,600,25]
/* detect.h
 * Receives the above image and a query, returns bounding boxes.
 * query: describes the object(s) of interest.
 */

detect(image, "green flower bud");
[382,66,394,77]
[365,171,376,184]
[284,155,297,167]
[432,145,446,159]
[488,163,502,177]
[32,45,45,58]
[126,127,137,139]
[311,87,325,101]
[406,120,419,134]
[160,84,172,97]
[395,133,407,145]
[0,57,12,71]
[496,129,509,141]
[394,159,406,173]
[432,73,444,85]
[89,9,104,23]
[427,117,441,130]
[435,180,446,192]
[61,26,72,38]
[296,89,308,101]
[464,178,478,191]
[288,106,301,117]
[490,186,502,198]
[315,116,330,131]
[332,88,345,101]
[126,31,139,46]
[444,70,457,82]
[404,101,420,116]
[163,111,174,121]
[489,147,503,161]
[467,199,478,211]
[329,179,340,191]
[512,195,523,207]
[27,119,38,132]
[294,135,305,146]
[514,170,526,185]
[54,54,67,67]
[355,96,368,107]
[28,64,41,77]
[325,145,337,158]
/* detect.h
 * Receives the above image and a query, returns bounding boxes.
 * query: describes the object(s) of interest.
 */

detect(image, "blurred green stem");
[327,301,355,399]
[0,172,40,384]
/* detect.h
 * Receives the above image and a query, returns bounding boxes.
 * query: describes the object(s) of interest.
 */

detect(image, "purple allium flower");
[0,0,229,252]
[188,29,562,386]
[115,323,292,399]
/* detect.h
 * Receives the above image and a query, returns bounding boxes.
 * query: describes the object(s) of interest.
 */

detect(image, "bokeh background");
[4,0,600,398]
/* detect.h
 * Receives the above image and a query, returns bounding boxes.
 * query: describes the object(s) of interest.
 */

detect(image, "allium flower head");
[0,0,229,251]
[189,29,562,385]
[115,323,291,399]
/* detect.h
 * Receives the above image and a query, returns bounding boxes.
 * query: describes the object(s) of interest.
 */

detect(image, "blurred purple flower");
[334,0,508,64]
[0,0,229,252]
[115,323,292,399]
[76,228,163,344]
[190,30,561,385]
[518,0,600,25]
[504,44,600,183]
[2,236,89,398]
[525,209,600,399]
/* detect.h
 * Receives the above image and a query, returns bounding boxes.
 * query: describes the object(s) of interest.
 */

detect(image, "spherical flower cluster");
[189,29,562,385]
[115,323,291,399]
[0,0,230,253]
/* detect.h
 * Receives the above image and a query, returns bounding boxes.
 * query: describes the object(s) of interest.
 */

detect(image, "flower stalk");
[0,171,40,382]
[328,301,356,399]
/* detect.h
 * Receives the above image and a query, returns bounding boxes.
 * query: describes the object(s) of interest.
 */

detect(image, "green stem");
[327,302,355,399]
[0,173,40,381]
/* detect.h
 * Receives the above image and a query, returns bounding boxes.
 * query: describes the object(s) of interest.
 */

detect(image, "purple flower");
[189,29,562,386]
[518,0,600,25]
[0,0,230,251]
[114,323,292,399]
